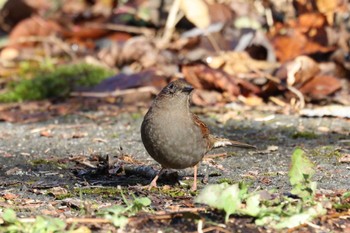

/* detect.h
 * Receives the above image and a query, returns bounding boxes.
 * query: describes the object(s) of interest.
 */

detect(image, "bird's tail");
[210,136,256,149]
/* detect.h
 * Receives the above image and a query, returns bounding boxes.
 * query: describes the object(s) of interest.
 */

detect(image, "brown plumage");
[141,79,255,190]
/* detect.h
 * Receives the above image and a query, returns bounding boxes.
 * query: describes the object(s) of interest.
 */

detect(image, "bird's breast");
[141,108,207,169]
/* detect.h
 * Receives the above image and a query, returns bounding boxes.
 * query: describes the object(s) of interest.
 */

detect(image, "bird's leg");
[191,164,198,191]
[148,167,165,190]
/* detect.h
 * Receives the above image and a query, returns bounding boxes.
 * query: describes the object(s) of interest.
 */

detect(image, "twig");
[286,85,305,109]
[18,217,111,224]
[197,219,204,233]
[89,23,155,37]
[70,86,158,98]
[158,0,182,48]
[207,34,221,53]
[151,207,207,215]
[305,221,321,229]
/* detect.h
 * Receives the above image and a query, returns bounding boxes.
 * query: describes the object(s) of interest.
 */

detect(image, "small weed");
[196,148,326,229]
[292,131,318,139]
[0,209,68,232]
[97,189,152,228]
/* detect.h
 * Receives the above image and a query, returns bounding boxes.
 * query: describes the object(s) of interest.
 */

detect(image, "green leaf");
[240,194,261,217]
[2,209,17,224]
[342,191,350,199]
[196,183,241,222]
[256,202,326,229]
[99,206,129,228]
[32,216,66,233]
[133,197,151,208]
[289,149,315,185]
[288,148,316,200]
[274,202,326,229]
[105,214,129,228]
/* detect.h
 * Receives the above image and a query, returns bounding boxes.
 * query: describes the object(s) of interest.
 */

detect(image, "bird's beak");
[182,85,194,93]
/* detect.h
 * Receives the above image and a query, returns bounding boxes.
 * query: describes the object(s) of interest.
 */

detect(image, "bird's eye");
[168,83,174,89]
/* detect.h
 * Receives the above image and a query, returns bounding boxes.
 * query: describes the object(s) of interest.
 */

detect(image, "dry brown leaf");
[40,131,53,138]
[297,12,328,31]
[271,12,334,62]
[191,89,223,106]
[62,22,109,39]
[181,62,240,97]
[272,30,332,62]
[0,47,19,61]
[180,0,210,29]
[338,154,350,163]
[2,193,19,200]
[9,16,62,47]
[47,187,68,197]
[207,51,279,74]
[285,56,320,86]
[0,0,35,32]
[238,95,263,107]
[299,75,341,100]
[315,0,338,25]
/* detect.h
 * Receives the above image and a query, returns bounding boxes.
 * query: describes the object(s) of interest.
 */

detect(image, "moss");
[333,203,350,211]
[0,63,114,102]
[110,133,119,138]
[30,159,51,165]
[268,136,279,141]
[29,159,68,169]
[261,172,279,177]
[310,147,342,158]
[160,188,187,198]
[75,187,121,198]
[217,178,235,185]
[292,131,318,139]
[55,193,74,200]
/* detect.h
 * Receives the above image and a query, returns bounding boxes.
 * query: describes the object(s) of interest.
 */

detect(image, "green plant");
[0,63,114,102]
[97,189,151,228]
[195,148,326,229]
[0,209,67,233]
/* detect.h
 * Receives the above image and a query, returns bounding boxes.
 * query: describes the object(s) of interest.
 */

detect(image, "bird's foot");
[190,182,197,192]
[147,171,161,190]
[147,179,158,190]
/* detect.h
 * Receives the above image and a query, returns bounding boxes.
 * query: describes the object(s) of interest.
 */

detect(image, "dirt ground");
[0,106,349,232]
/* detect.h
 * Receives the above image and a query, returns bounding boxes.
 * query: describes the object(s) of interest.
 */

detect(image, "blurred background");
[0,0,349,121]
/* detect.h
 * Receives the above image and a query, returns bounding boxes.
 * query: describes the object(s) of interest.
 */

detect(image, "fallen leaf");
[40,131,53,137]
[339,154,350,163]
[8,16,62,48]
[2,193,19,200]
[180,0,210,29]
[285,56,320,87]
[299,75,341,100]
[72,132,88,138]
[47,187,68,197]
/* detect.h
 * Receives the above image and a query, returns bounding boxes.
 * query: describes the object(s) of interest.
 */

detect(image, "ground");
[0,106,349,232]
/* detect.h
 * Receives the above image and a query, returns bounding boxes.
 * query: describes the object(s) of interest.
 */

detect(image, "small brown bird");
[141,79,255,191]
